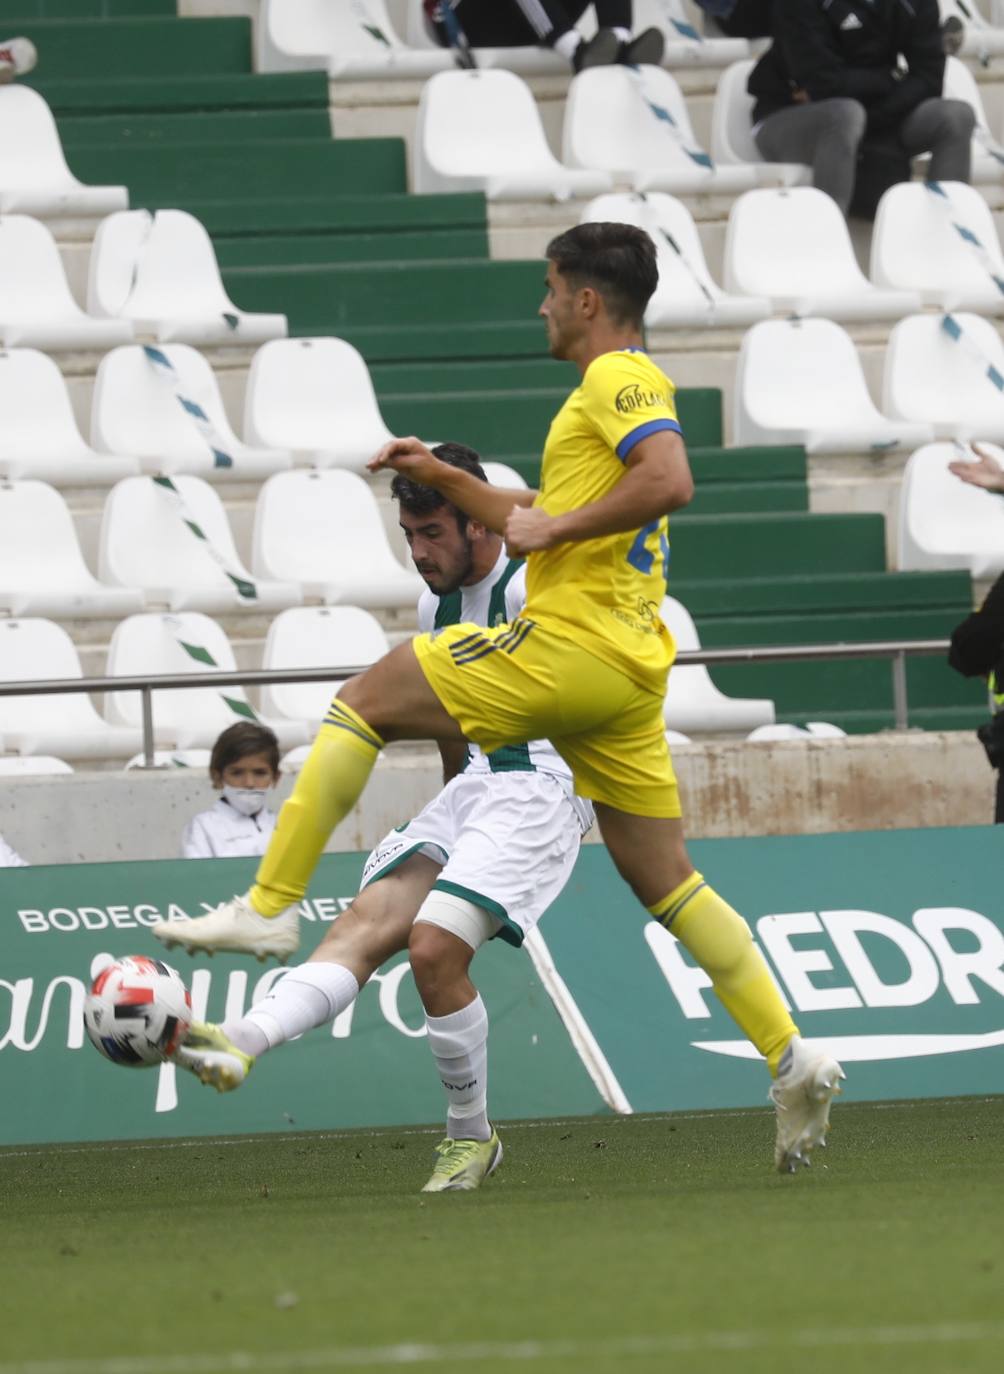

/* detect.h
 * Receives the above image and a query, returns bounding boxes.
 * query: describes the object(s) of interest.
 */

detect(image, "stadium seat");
[258,0,453,78]
[0,755,74,775]
[252,469,424,609]
[898,441,1004,578]
[882,312,1004,442]
[942,56,1004,185]
[261,605,390,731]
[870,181,1004,314]
[582,191,770,328]
[123,749,211,771]
[0,618,141,761]
[99,474,302,614]
[482,461,529,488]
[244,337,393,471]
[734,318,935,454]
[564,64,759,194]
[746,722,847,741]
[0,480,144,618]
[0,84,127,217]
[938,0,1004,59]
[724,187,921,321]
[0,348,139,486]
[0,216,133,350]
[87,209,288,346]
[710,60,812,188]
[414,69,613,201]
[104,612,302,751]
[634,0,751,65]
[662,597,775,733]
[91,344,291,481]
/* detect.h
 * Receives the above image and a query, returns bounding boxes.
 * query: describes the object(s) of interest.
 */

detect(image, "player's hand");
[947,443,1004,492]
[505,505,559,556]
[368,436,442,485]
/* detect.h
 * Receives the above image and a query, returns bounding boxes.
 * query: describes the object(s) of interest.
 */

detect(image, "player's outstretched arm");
[370,436,536,534]
[505,429,692,555]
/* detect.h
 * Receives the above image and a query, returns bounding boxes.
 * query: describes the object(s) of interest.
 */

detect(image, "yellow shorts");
[413,618,681,818]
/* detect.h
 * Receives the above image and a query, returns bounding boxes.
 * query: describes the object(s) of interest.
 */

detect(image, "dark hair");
[210,722,280,778]
[545,221,658,327]
[390,441,487,534]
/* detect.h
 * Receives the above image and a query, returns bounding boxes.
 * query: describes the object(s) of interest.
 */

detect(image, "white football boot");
[770,1035,845,1173]
[173,1022,253,1093]
[152,893,299,963]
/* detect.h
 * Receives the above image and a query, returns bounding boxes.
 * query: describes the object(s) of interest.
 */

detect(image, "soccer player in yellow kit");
[158,222,844,1175]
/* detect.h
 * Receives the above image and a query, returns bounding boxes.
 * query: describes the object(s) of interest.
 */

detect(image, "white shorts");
[360,770,585,948]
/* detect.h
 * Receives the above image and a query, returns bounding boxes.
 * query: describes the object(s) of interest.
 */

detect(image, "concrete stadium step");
[68,137,408,203]
[29,70,329,116]
[15,14,252,78]
[59,108,331,146]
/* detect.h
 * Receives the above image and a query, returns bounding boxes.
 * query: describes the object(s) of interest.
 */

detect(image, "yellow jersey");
[524,349,681,695]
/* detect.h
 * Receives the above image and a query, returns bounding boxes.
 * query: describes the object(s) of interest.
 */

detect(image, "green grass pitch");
[1,1098,1002,1374]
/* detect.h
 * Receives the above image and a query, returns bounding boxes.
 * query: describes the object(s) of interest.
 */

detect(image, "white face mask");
[222,786,269,818]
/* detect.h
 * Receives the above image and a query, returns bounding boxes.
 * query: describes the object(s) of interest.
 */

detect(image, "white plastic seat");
[0,480,144,618]
[253,470,424,609]
[710,59,812,188]
[481,461,529,489]
[871,181,1004,314]
[939,0,1004,59]
[0,85,127,216]
[724,187,920,321]
[104,612,303,751]
[634,0,751,65]
[244,338,393,471]
[746,722,847,741]
[734,318,934,454]
[91,344,291,480]
[259,0,454,77]
[123,748,211,771]
[0,618,141,760]
[261,606,390,730]
[883,312,1004,442]
[662,597,775,733]
[0,754,74,774]
[582,191,770,328]
[99,475,301,614]
[942,56,1004,186]
[0,348,139,485]
[565,64,759,194]
[0,216,133,350]
[415,69,613,201]
[898,440,1004,577]
[88,209,287,346]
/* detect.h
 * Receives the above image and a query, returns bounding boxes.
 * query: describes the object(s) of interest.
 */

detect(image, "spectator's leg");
[900,97,975,184]
[995,769,1004,824]
[755,98,867,216]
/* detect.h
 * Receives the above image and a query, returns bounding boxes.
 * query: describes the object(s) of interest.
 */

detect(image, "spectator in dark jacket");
[748,0,974,217]
[424,1,664,71]
[693,0,773,39]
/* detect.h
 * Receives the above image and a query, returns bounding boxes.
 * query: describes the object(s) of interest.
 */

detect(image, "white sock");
[425,994,490,1142]
[224,962,359,1058]
[554,30,580,61]
[613,26,631,43]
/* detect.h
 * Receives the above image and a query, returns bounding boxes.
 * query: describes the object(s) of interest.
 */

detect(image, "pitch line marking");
[3,1323,1004,1372]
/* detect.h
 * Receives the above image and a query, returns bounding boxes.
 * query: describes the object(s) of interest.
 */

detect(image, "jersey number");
[626,520,669,576]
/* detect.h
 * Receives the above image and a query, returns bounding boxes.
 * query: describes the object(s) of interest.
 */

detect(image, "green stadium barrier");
[671,511,886,579]
[12,15,251,78]
[189,191,488,238]
[3,830,1002,1147]
[31,71,329,116]
[68,139,408,203]
[215,227,491,269]
[1,0,171,16]
[59,109,330,147]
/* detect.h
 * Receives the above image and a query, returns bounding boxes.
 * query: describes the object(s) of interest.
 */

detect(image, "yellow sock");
[648,872,797,1076]
[249,699,384,917]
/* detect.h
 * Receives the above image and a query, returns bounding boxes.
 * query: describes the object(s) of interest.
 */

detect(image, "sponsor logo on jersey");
[615,383,670,415]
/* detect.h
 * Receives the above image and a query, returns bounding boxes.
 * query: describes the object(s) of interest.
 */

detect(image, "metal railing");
[0,637,953,766]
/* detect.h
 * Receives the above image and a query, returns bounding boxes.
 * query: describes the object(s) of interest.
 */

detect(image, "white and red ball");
[83,955,192,1068]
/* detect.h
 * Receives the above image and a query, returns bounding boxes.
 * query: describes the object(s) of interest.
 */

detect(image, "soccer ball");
[83,955,192,1068]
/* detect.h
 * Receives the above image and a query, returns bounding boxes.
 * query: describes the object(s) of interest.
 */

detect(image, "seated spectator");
[423,1,665,72]
[693,0,773,40]
[0,831,28,867]
[181,722,281,860]
[748,0,974,219]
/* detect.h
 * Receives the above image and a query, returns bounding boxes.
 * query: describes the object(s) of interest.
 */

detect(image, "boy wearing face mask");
[181,723,280,860]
